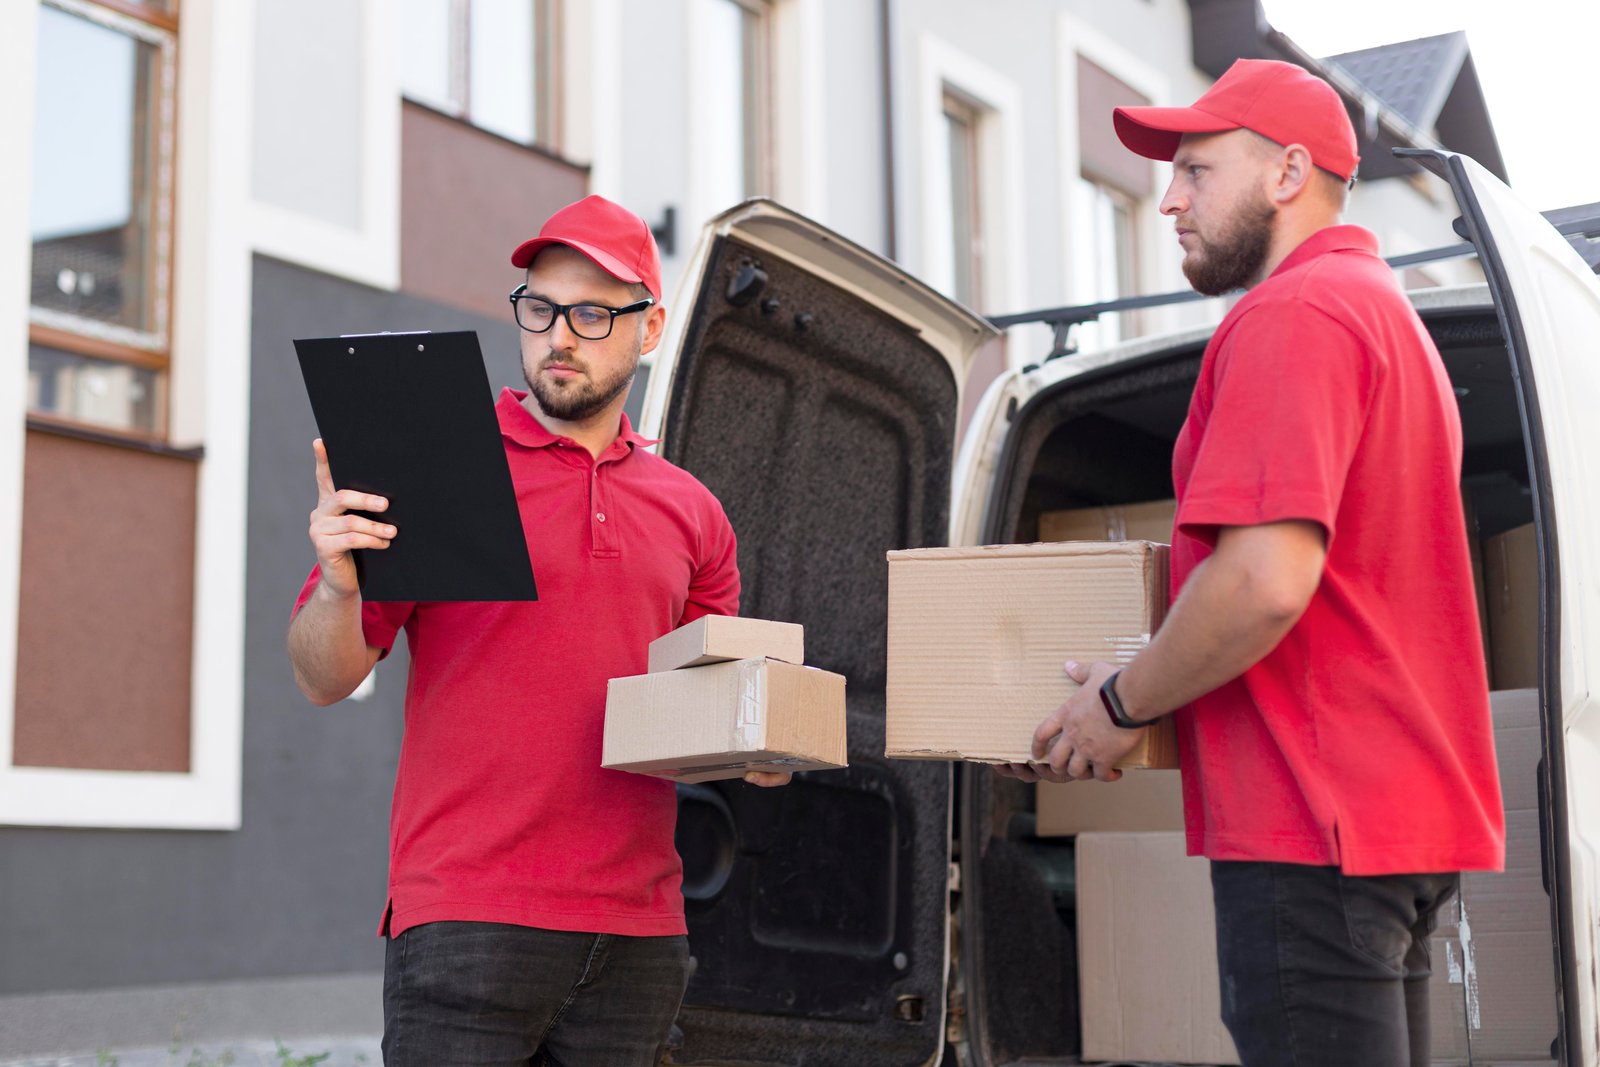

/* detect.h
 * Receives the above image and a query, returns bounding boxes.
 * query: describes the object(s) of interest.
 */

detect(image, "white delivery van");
[636,150,1600,1066]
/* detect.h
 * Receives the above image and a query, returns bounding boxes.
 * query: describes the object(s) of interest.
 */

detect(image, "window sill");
[26,412,204,462]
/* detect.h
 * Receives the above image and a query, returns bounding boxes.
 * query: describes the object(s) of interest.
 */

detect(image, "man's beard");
[1181,193,1277,296]
[523,351,638,422]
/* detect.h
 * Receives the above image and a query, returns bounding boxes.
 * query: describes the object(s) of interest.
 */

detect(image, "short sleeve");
[1177,300,1379,545]
[678,499,740,626]
[291,564,415,659]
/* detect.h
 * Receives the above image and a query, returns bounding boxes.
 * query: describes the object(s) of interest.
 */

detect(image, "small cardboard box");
[1035,769,1184,836]
[1484,524,1537,690]
[647,615,805,673]
[603,657,847,783]
[1038,498,1177,544]
[1076,832,1240,1065]
[885,541,1177,769]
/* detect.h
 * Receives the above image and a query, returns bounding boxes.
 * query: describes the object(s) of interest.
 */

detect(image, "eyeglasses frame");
[508,284,656,341]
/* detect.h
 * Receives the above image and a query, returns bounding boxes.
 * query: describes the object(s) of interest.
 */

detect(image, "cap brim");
[1113,105,1242,162]
[509,236,643,285]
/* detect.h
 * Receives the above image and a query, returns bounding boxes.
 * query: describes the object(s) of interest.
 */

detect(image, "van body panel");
[1440,152,1600,1066]
[640,200,991,1065]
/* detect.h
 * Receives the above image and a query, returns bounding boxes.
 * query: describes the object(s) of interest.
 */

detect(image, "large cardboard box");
[1484,524,1538,690]
[1076,832,1240,1065]
[647,615,804,673]
[1035,770,1184,836]
[603,658,847,783]
[885,541,1177,769]
[1038,498,1177,544]
[1428,688,1558,1062]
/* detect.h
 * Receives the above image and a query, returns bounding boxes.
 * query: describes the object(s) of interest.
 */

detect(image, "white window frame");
[916,35,1027,363]
[0,0,256,829]
[250,0,399,293]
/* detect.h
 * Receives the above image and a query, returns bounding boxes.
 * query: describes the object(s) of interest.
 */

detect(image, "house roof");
[1185,0,1508,183]
[1326,32,1508,182]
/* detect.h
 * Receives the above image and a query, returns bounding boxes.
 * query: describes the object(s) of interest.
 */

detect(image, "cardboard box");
[647,615,804,673]
[1076,832,1240,1065]
[1484,524,1538,690]
[1428,688,1559,1061]
[884,541,1177,769]
[1035,770,1184,836]
[603,658,847,783]
[1038,498,1177,544]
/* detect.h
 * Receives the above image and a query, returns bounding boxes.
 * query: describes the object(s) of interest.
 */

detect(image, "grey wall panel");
[0,255,593,998]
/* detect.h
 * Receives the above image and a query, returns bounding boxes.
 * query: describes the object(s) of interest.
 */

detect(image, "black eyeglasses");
[509,284,655,341]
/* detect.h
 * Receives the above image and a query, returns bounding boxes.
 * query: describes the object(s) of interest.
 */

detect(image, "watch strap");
[1099,669,1144,730]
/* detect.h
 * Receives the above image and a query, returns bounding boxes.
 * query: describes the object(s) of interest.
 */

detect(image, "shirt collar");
[495,387,660,458]
[1267,224,1380,281]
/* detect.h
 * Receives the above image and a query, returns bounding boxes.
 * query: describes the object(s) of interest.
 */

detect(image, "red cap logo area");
[511,195,664,303]
[1114,59,1360,183]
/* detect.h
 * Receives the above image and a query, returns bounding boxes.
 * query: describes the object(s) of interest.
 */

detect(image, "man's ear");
[640,303,668,356]
[1272,144,1315,204]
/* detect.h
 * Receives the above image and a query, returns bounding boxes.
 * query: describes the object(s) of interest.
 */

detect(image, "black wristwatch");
[1099,670,1144,730]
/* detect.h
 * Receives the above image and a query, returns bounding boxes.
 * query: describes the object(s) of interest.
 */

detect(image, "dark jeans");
[382,921,692,1067]
[1211,861,1459,1067]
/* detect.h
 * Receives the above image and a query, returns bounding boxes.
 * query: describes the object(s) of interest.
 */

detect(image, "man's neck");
[1250,211,1344,289]
[523,395,626,460]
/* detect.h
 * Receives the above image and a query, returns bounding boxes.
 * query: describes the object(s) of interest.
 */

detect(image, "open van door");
[1409,149,1600,1066]
[638,200,997,1066]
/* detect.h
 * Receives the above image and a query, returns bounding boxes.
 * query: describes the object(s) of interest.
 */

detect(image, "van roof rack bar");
[990,204,1600,362]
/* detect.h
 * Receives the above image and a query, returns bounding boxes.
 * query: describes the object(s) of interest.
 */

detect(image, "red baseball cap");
[1114,59,1360,183]
[510,195,663,302]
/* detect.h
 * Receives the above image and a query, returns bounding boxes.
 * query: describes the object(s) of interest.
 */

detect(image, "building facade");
[0,0,1500,1056]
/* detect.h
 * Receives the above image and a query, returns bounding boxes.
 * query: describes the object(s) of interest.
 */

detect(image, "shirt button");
[596,513,607,523]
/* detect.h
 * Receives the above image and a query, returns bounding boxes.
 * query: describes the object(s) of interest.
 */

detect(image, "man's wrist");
[1099,670,1146,730]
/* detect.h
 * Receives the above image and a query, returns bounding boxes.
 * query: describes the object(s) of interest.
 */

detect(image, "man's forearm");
[1116,522,1325,723]
[287,579,375,705]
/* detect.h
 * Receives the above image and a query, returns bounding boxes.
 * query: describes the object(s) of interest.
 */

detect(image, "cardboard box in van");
[603,657,847,783]
[1038,498,1177,544]
[1076,832,1240,1064]
[1035,769,1184,836]
[647,614,804,673]
[1484,523,1537,690]
[884,541,1178,769]
[1429,687,1558,1061]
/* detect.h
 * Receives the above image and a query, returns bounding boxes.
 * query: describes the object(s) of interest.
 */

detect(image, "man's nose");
[1159,178,1185,216]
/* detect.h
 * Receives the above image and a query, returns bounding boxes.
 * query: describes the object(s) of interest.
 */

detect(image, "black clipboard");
[294,330,538,602]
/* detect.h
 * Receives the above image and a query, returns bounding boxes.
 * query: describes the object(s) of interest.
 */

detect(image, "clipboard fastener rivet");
[347,347,355,354]
[418,344,425,351]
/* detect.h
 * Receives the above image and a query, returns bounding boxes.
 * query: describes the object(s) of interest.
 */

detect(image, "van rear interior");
[964,299,1555,1064]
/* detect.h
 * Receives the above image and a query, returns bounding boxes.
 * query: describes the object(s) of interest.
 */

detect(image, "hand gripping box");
[885,541,1178,770]
[603,657,847,783]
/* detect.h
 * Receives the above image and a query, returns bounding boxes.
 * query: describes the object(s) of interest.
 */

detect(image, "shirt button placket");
[591,465,614,555]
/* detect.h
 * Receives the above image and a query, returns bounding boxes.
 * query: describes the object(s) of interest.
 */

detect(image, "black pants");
[1211,861,1459,1067]
[382,921,692,1067]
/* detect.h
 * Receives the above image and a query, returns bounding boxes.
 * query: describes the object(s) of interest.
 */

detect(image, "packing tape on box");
[1103,633,1152,664]
[737,659,766,749]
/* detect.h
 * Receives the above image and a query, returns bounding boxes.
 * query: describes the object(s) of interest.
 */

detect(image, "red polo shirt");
[293,389,739,936]
[1170,225,1504,875]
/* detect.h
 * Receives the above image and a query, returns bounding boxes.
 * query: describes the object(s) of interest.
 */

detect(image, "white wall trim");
[0,1,41,794]
[1055,12,1189,338]
[0,0,254,830]
[771,0,828,221]
[582,0,622,201]
[248,0,399,292]
[915,34,1028,348]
